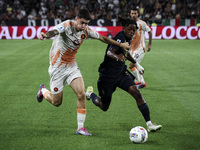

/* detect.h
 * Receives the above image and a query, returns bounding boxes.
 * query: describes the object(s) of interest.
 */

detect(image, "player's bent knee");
[52,92,63,107]
[53,102,62,107]
[128,86,142,98]
[102,107,109,111]
[101,104,109,111]
[52,99,62,107]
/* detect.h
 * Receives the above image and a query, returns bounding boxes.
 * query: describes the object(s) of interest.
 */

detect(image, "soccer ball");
[129,126,148,144]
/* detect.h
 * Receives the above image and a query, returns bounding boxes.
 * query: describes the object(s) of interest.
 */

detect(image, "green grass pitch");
[0,39,200,150]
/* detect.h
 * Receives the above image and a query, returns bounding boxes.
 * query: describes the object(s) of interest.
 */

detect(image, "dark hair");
[76,8,91,20]
[131,7,139,13]
[117,15,138,29]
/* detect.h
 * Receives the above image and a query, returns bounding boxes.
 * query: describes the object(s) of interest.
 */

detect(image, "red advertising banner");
[150,26,200,40]
[0,26,199,39]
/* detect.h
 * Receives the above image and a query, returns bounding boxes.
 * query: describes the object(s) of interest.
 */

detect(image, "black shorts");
[97,72,135,104]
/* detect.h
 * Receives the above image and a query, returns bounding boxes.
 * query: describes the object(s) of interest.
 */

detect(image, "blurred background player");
[129,7,152,89]
[36,8,129,136]
[85,16,162,132]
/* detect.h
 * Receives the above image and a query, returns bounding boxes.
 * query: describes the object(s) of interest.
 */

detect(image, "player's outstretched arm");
[39,30,59,40]
[107,47,126,62]
[99,35,129,51]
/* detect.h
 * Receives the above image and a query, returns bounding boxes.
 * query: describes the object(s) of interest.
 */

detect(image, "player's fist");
[147,44,151,52]
[39,32,47,40]
[120,42,130,51]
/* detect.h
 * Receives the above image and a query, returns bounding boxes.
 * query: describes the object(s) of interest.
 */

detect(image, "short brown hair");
[76,8,91,20]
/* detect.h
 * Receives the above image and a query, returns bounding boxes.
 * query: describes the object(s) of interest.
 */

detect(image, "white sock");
[139,74,145,84]
[77,113,86,129]
[132,69,140,83]
[41,88,49,95]
[146,120,152,126]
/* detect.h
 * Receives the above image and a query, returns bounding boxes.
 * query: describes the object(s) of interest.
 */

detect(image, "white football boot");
[147,123,162,132]
[86,86,93,100]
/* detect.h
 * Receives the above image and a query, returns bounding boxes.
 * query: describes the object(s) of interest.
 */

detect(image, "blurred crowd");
[0,0,199,25]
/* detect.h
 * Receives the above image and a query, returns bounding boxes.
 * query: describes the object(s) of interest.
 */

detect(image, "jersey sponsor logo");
[81,34,86,39]
[133,53,139,59]
[54,87,58,92]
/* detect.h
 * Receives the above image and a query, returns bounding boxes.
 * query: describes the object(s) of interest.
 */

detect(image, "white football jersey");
[130,19,151,53]
[49,20,100,68]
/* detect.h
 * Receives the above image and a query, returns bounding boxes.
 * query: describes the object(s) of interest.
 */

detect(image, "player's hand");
[39,32,47,40]
[120,42,130,51]
[135,62,144,75]
[116,54,126,62]
[147,44,151,52]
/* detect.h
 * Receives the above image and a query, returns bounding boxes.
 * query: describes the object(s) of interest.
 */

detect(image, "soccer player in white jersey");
[129,7,152,89]
[36,8,129,136]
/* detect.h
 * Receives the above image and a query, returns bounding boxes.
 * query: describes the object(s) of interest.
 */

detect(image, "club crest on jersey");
[81,34,86,39]
[54,87,58,92]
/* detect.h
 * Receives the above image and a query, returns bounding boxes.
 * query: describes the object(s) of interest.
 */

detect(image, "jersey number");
[134,54,139,59]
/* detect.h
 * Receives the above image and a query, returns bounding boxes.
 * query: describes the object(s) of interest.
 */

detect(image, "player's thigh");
[118,73,145,104]
[128,85,145,105]
[70,77,85,99]
[65,63,84,99]
[97,77,116,104]
[118,73,135,92]
[48,66,66,94]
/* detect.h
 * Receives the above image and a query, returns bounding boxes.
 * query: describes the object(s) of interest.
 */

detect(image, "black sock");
[138,103,150,122]
[91,93,100,106]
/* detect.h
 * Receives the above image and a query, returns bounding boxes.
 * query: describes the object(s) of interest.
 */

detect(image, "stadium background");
[0,1,200,150]
[0,0,200,39]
